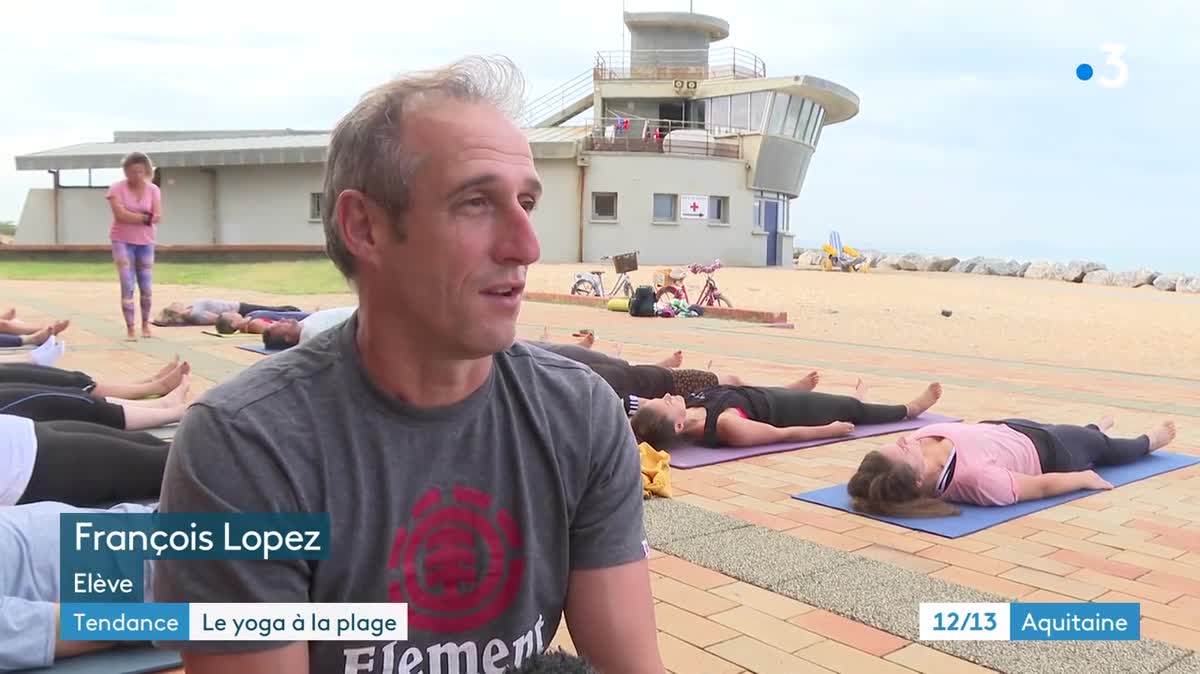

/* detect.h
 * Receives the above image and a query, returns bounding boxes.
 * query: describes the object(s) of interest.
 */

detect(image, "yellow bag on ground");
[640,442,672,498]
[607,297,630,312]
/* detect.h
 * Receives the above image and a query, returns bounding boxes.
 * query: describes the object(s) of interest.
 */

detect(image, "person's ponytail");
[848,451,959,518]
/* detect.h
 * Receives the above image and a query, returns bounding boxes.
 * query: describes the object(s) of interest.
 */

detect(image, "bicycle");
[657,259,732,307]
[569,251,639,298]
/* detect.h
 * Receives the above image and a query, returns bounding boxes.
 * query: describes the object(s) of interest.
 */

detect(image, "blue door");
[764,201,780,266]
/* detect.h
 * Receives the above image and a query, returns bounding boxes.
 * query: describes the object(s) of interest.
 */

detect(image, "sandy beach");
[526,264,1200,381]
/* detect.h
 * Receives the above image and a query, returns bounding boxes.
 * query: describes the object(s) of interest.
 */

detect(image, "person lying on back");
[848,415,1178,514]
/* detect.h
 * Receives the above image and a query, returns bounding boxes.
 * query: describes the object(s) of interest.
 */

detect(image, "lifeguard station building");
[13,10,859,267]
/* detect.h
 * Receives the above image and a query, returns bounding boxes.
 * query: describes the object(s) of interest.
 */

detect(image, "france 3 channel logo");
[919,602,1141,642]
[1076,44,1128,88]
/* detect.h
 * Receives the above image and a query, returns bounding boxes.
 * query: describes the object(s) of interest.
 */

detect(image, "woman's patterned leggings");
[111,241,155,329]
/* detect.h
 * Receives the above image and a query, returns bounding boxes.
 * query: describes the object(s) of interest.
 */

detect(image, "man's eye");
[520,199,537,212]
[463,197,488,209]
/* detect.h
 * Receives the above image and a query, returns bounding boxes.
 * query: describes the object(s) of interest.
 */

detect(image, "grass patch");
[0,259,351,295]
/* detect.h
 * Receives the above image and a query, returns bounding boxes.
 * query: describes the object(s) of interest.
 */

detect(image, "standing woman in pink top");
[106,152,162,340]
[848,416,1178,515]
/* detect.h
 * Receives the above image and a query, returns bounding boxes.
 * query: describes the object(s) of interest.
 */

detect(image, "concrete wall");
[214,164,325,244]
[157,168,216,244]
[581,152,773,267]
[15,189,54,243]
[531,158,581,263]
[58,188,111,243]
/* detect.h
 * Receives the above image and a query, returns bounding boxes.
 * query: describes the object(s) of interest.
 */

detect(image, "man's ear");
[336,190,390,270]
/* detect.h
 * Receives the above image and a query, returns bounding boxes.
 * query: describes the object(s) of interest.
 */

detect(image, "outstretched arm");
[1012,471,1112,502]
[716,413,850,447]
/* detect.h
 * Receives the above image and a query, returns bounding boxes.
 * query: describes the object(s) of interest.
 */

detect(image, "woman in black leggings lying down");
[1,414,169,507]
[631,379,944,449]
[0,373,190,430]
[0,357,188,399]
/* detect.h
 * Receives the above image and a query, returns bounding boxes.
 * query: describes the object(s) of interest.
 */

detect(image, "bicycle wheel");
[619,279,634,298]
[713,293,733,308]
[570,279,598,296]
[656,286,681,302]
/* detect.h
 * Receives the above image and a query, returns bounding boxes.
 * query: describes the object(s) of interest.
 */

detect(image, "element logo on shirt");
[387,485,525,633]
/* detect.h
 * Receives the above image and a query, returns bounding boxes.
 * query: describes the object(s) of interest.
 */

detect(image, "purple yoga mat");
[667,413,963,468]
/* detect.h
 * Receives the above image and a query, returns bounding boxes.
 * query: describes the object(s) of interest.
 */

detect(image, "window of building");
[767,94,790,135]
[750,92,771,131]
[708,196,729,223]
[708,96,730,129]
[802,105,824,144]
[752,198,763,230]
[652,193,677,221]
[309,193,323,220]
[592,192,618,220]
[729,94,750,130]
[784,97,807,137]
[794,99,816,142]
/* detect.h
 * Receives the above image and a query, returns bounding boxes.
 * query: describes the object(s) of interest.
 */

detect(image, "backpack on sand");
[628,285,657,317]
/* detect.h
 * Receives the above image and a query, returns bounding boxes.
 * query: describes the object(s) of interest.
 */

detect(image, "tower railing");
[586,116,741,159]
[594,47,766,81]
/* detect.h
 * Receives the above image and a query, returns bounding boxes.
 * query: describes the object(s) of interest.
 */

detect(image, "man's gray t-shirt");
[152,317,648,673]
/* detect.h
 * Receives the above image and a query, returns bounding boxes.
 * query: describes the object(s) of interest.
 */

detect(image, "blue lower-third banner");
[919,602,1140,641]
[61,603,408,641]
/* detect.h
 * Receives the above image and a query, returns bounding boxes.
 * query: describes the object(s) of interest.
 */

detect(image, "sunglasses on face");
[932,446,957,497]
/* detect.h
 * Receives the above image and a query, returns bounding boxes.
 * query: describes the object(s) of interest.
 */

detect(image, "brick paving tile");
[1045,549,1149,579]
[710,582,815,620]
[855,545,950,574]
[709,605,824,652]
[998,568,1106,600]
[788,609,910,657]
[656,633,742,674]
[983,547,1078,576]
[650,556,738,591]
[794,640,920,674]
[784,525,872,552]
[931,567,1034,600]
[654,603,741,648]
[707,635,836,674]
[651,573,741,617]
[885,644,998,674]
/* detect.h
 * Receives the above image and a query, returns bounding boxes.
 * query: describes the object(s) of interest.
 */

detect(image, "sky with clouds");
[2,0,1196,270]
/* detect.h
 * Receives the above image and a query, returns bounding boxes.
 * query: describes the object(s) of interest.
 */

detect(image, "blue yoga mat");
[14,647,180,673]
[236,343,282,356]
[793,451,1200,538]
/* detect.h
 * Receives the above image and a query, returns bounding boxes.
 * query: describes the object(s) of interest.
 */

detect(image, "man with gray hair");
[153,55,664,674]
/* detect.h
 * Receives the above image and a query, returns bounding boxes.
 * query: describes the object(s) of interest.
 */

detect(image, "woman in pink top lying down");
[848,416,1178,516]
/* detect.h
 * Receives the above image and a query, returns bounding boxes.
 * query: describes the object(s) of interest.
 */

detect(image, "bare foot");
[146,356,181,382]
[1096,416,1115,433]
[51,319,70,335]
[141,323,153,339]
[854,378,869,401]
[656,350,684,368]
[151,362,187,395]
[1,308,14,320]
[159,375,191,407]
[125,327,138,342]
[576,332,596,348]
[1147,421,1177,452]
[905,383,944,418]
[788,371,820,391]
[22,325,54,346]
